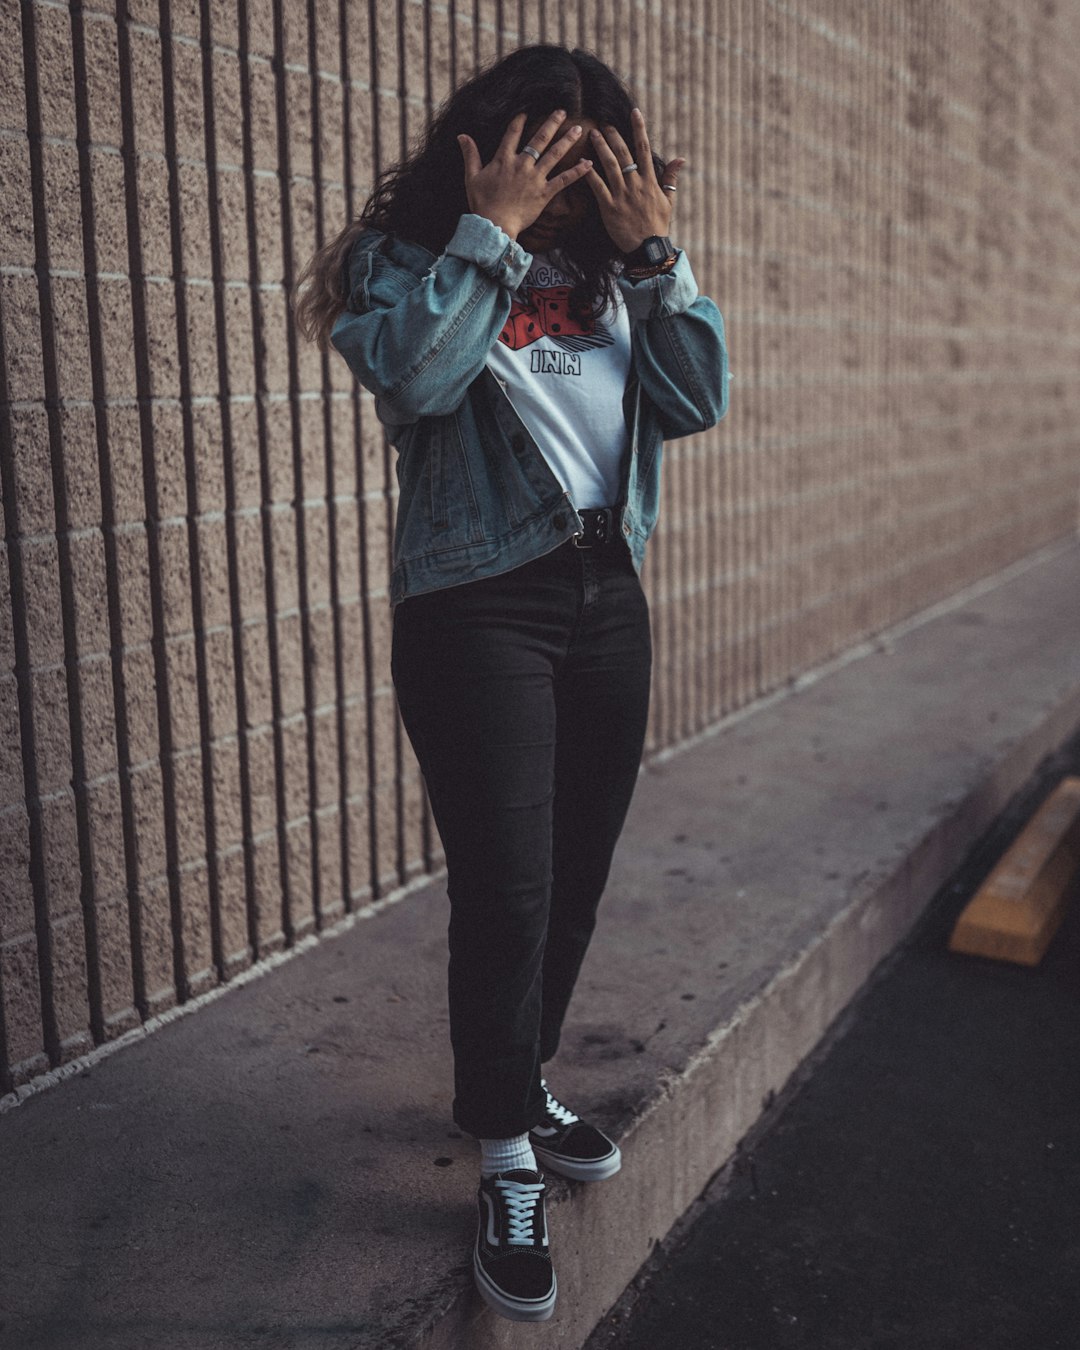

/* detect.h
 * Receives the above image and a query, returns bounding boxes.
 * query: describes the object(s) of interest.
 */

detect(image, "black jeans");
[391,537,652,1138]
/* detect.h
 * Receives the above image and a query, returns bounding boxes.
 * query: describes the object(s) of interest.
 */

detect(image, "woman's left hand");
[584,108,684,254]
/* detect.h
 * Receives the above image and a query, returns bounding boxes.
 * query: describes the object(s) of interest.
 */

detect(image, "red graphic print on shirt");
[498,281,614,357]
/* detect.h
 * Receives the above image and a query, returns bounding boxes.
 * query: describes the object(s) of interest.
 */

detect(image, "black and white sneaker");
[528,1082,622,1182]
[474,1168,557,1322]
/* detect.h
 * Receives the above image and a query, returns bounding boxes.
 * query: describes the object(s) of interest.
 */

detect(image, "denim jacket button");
[553,512,567,530]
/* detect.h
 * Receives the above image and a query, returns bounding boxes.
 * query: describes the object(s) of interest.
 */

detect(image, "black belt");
[573,506,622,548]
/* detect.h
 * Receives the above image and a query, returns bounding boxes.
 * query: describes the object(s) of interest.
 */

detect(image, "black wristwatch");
[622,235,675,269]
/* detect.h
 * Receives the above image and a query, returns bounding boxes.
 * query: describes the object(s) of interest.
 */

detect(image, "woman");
[294,44,728,1323]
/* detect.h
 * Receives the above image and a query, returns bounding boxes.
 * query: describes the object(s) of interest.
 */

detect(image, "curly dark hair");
[293,44,662,352]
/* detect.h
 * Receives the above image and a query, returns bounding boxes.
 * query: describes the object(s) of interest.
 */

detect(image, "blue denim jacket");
[330,213,730,606]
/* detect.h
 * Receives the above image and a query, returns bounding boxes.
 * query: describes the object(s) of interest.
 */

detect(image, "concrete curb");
[413,678,1080,1350]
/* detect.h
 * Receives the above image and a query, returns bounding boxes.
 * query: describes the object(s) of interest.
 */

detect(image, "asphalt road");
[586,730,1080,1350]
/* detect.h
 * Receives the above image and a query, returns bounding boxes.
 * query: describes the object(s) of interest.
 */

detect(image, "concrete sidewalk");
[3,539,1079,1350]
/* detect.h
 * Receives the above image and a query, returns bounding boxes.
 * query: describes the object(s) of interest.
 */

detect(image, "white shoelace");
[541,1080,580,1128]
[495,1176,545,1245]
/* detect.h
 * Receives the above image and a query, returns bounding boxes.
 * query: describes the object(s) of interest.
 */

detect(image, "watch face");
[642,236,673,264]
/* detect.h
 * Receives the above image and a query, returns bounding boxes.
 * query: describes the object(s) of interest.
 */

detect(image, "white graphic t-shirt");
[485,254,632,510]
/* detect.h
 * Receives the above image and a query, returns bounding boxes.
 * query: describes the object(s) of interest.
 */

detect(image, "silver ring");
[662,183,677,193]
[621,161,639,175]
[521,144,541,162]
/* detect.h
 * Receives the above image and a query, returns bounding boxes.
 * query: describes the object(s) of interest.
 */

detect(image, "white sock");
[479,1133,537,1178]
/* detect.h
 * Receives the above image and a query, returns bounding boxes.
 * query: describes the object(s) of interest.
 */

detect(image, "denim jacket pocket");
[395,417,484,561]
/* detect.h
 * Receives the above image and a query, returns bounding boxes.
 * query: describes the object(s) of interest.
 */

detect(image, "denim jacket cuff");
[444,213,533,290]
[618,249,699,319]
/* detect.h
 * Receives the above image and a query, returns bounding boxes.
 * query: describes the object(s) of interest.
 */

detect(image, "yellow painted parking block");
[948,775,1080,966]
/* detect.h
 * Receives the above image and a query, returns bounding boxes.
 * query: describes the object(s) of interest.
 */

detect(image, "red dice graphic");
[533,286,594,338]
[499,301,542,350]
[498,287,597,349]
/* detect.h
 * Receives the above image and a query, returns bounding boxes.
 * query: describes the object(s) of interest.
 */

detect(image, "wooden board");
[948,776,1080,966]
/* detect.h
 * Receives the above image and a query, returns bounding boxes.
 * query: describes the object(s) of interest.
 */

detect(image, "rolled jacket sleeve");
[619,250,730,438]
[443,213,533,288]
[330,215,532,426]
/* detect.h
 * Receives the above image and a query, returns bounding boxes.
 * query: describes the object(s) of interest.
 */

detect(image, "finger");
[599,122,637,170]
[631,107,654,170]
[496,111,528,158]
[457,133,482,178]
[543,158,593,201]
[582,164,613,206]
[661,156,686,192]
[588,126,624,184]
[537,121,584,170]
[524,108,569,158]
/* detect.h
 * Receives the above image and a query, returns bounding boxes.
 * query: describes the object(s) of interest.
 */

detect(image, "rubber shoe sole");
[473,1244,557,1322]
[530,1139,622,1182]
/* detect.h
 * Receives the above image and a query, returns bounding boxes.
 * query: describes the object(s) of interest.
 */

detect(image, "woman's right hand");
[457,111,592,241]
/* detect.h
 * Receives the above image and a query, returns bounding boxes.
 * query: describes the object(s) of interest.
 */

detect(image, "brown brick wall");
[1,0,1078,1092]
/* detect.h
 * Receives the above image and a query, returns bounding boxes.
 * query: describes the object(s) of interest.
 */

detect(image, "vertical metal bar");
[338,0,381,909]
[68,0,143,1028]
[271,0,324,933]
[448,0,458,86]
[236,0,294,951]
[114,0,188,1006]
[390,0,409,887]
[20,0,100,1049]
[197,0,259,973]
[704,0,719,726]
[156,0,222,995]
[0,274,56,1076]
[306,0,353,922]
[366,0,393,897]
